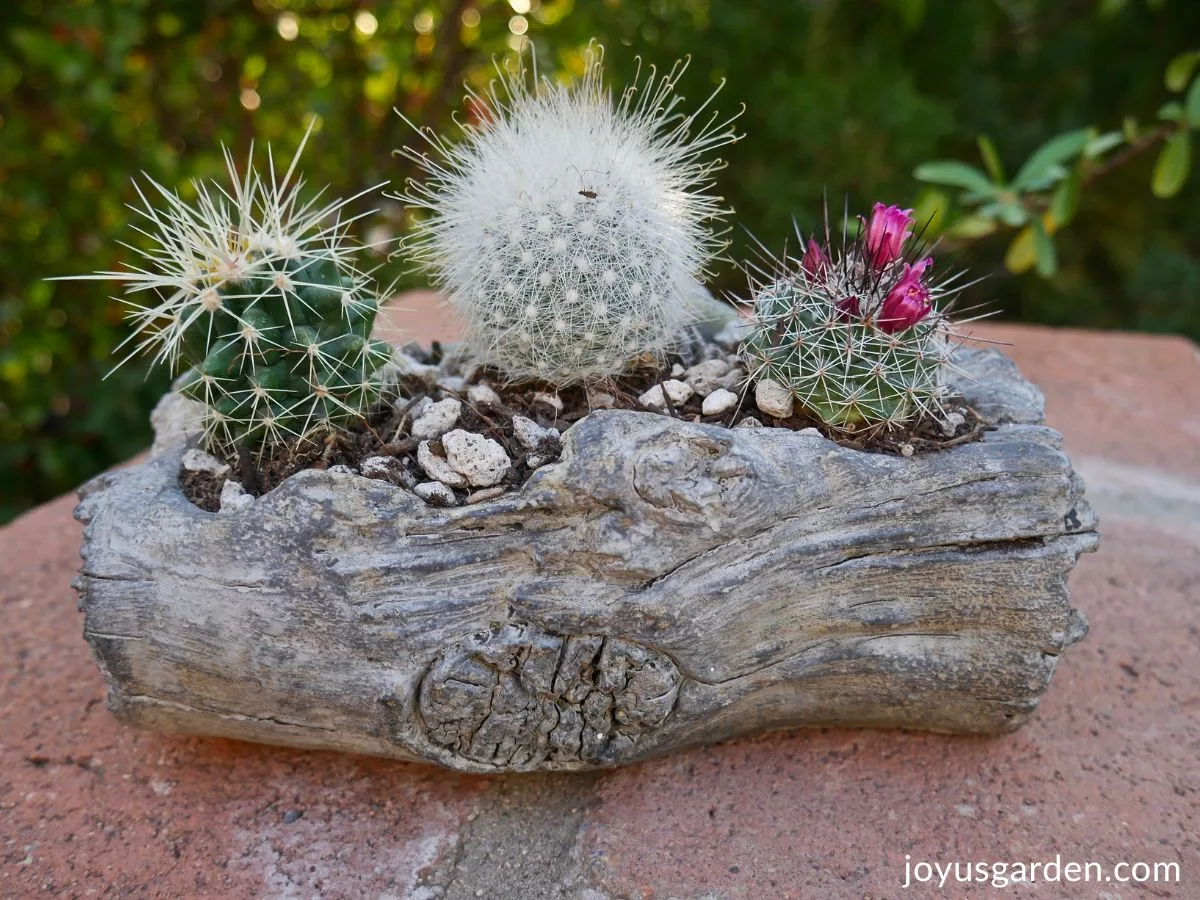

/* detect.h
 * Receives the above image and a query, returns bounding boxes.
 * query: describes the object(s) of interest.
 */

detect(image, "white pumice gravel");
[735,417,763,428]
[441,430,511,488]
[511,415,560,450]
[683,358,732,396]
[701,388,738,417]
[467,383,502,407]
[638,379,694,412]
[181,449,229,477]
[410,397,462,440]
[754,379,794,419]
[414,481,458,506]
[218,479,253,513]
[417,440,468,488]
[325,464,358,476]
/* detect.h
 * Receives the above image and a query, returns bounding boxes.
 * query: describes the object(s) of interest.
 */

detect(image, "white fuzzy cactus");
[397,45,740,384]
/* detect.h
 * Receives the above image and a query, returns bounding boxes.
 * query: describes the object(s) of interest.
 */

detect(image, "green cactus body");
[741,204,963,430]
[744,279,947,427]
[62,125,394,457]
[174,250,392,452]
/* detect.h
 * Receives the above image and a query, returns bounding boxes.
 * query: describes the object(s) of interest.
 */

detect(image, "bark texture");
[74,348,1098,773]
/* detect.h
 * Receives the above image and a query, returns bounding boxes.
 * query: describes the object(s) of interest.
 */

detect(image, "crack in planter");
[416,622,682,769]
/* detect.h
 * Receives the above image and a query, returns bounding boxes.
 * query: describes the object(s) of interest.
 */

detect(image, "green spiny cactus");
[63,125,393,456]
[742,204,963,428]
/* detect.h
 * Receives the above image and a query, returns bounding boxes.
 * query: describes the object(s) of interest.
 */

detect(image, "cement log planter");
[74,346,1098,774]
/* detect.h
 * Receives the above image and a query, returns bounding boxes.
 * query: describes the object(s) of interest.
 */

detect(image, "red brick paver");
[2,298,1197,898]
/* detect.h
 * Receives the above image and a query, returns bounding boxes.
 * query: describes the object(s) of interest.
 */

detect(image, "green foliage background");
[2,0,1198,522]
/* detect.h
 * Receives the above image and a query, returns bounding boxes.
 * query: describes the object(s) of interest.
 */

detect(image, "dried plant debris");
[179,338,985,511]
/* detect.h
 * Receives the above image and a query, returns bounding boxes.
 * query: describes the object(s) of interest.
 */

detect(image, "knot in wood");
[417,622,681,770]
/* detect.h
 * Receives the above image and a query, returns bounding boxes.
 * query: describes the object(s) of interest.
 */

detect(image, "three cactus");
[76,49,963,468]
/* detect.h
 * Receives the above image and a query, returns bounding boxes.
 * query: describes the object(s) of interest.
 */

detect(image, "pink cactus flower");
[865,203,914,269]
[878,258,934,333]
[801,238,829,277]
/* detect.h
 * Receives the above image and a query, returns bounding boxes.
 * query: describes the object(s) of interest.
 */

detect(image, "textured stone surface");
[1,295,1196,897]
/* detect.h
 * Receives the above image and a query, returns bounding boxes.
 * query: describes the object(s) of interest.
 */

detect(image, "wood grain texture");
[74,348,1098,773]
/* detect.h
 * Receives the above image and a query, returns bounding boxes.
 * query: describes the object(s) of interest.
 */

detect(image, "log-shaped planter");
[74,347,1098,773]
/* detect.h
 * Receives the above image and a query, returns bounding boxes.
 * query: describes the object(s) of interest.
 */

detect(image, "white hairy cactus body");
[398,45,740,384]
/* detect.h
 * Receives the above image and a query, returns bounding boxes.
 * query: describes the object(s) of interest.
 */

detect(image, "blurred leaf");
[976,134,1006,184]
[1050,167,1082,228]
[1005,226,1037,275]
[1097,0,1128,16]
[913,161,996,194]
[1032,218,1058,277]
[1151,130,1192,198]
[1012,129,1091,191]
[946,214,998,239]
[911,186,949,235]
[1123,116,1141,141]
[1159,100,1184,121]
[996,201,1029,227]
[1084,131,1124,158]
[1186,77,1200,127]
[1165,50,1200,92]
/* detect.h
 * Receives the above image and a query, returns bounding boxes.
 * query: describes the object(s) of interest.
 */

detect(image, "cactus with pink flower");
[741,202,965,428]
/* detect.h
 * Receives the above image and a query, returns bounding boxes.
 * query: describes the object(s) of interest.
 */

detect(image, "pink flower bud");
[865,203,914,269]
[878,259,933,333]
[836,295,861,320]
[801,238,829,277]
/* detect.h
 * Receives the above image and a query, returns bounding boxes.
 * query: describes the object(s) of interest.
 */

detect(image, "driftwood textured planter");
[74,347,1097,773]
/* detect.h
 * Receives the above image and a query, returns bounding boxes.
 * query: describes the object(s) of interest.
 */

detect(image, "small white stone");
[414,481,458,506]
[669,362,686,378]
[466,486,507,505]
[754,379,794,419]
[684,358,732,396]
[441,429,511,488]
[734,417,763,428]
[900,443,915,457]
[511,415,560,451]
[942,411,966,436]
[437,375,466,394]
[406,396,432,417]
[181,449,229,478]
[638,380,694,412]
[797,427,822,437]
[526,454,548,469]
[390,352,439,387]
[326,464,358,476]
[587,390,616,409]
[717,368,745,392]
[467,384,501,407]
[417,440,468,488]
[531,391,563,412]
[411,398,462,440]
[701,388,738,417]
[218,479,253,513]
